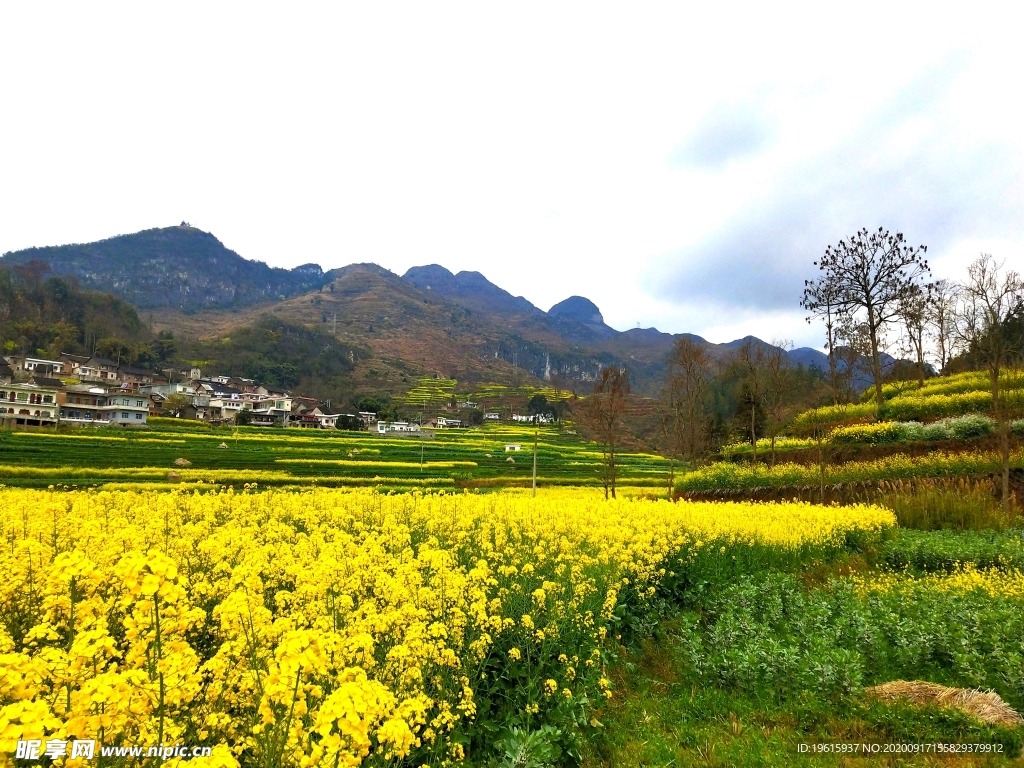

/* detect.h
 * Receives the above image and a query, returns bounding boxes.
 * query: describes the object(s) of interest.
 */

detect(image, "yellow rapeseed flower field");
[852,565,1024,599]
[0,488,893,766]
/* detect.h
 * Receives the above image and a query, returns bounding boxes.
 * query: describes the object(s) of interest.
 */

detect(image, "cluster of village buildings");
[0,354,553,432]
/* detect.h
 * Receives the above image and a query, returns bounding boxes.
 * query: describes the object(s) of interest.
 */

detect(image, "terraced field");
[0,422,670,491]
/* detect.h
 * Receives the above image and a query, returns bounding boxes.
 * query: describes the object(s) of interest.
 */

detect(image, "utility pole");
[420,431,424,472]
[532,421,538,497]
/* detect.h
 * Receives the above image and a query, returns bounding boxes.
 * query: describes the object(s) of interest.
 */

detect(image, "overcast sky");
[2,4,1021,348]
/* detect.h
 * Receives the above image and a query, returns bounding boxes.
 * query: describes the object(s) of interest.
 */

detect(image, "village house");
[290,396,322,426]
[511,413,553,424]
[117,365,155,386]
[358,411,377,427]
[79,357,120,382]
[207,397,249,423]
[377,420,421,434]
[298,409,324,428]
[0,382,61,429]
[102,391,150,425]
[432,416,462,428]
[61,353,90,376]
[234,392,292,425]
[483,411,501,421]
[61,385,112,425]
[21,357,65,377]
[317,413,341,428]
[30,375,66,391]
[228,377,257,393]
[147,392,167,415]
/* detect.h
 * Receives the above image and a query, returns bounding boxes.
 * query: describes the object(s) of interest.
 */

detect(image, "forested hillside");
[0,261,150,360]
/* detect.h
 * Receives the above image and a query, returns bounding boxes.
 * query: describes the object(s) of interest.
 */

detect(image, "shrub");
[946,413,995,440]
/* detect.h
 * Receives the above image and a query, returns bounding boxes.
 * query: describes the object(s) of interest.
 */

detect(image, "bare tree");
[733,340,768,463]
[898,286,930,388]
[801,273,846,405]
[954,254,1024,510]
[763,340,795,467]
[664,337,714,477]
[656,402,681,498]
[833,316,875,403]
[806,227,931,412]
[927,279,961,374]
[576,366,631,499]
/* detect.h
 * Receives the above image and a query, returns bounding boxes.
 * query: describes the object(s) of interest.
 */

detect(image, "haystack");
[166,472,182,483]
[866,680,1024,727]
[174,458,192,467]
[218,443,228,449]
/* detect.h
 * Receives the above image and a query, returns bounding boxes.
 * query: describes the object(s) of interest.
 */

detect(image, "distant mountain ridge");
[2,225,839,394]
[1,225,329,309]
[401,265,541,318]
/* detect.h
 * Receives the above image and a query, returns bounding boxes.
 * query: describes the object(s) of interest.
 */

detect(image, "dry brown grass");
[866,680,1024,727]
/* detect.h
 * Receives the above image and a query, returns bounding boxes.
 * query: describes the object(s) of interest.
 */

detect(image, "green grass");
[587,619,1024,767]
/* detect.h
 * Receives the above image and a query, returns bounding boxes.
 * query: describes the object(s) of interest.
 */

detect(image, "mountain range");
[2,224,832,396]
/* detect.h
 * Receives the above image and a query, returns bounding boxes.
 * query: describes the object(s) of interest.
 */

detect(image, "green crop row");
[877,528,1024,574]
[723,416,1024,457]
[0,422,670,489]
[791,386,1024,432]
[676,449,1024,493]
[871,369,1024,402]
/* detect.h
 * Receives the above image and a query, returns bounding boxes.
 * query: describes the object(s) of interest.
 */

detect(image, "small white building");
[484,411,501,421]
[317,414,340,429]
[511,413,554,424]
[377,420,421,434]
[504,444,522,452]
[209,397,248,423]
[23,357,65,376]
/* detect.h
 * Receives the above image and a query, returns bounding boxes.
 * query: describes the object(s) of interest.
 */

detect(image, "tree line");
[577,229,1024,505]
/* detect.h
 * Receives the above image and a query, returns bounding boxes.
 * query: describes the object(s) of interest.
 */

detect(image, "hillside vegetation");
[1,225,329,309]
[0,262,149,359]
